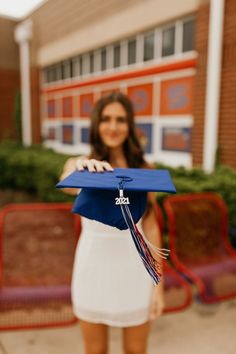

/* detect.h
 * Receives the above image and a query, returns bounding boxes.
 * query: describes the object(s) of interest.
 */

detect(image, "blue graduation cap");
[56,168,176,285]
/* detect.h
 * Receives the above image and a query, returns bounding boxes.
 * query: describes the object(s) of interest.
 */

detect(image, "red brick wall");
[31,67,41,144]
[0,69,20,141]
[193,0,236,170]
[0,68,41,144]
[192,2,210,167]
[218,0,236,169]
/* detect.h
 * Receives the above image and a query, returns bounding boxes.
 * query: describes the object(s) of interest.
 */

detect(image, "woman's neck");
[109,147,128,168]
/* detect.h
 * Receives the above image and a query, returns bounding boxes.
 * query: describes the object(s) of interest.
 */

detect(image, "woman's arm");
[142,192,165,320]
[59,157,79,196]
[59,157,113,195]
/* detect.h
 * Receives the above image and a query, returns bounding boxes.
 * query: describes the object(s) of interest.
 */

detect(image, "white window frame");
[82,53,90,76]
[175,20,183,55]
[154,28,162,59]
[153,115,193,168]
[136,33,144,63]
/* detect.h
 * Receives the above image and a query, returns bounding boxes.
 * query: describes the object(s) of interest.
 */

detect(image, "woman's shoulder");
[141,161,156,170]
[64,155,89,168]
[61,156,88,180]
[64,156,77,165]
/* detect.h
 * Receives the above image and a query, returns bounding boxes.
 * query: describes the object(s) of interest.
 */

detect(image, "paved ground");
[0,300,236,354]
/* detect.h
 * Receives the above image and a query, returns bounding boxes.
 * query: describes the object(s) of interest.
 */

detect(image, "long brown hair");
[89,92,146,168]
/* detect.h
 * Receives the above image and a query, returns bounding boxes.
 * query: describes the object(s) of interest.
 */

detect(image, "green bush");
[0,141,74,202]
[155,162,236,229]
[0,141,236,229]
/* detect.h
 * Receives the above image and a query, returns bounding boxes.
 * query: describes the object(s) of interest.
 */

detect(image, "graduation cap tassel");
[124,203,170,259]
[118,185,163,285]
[117,199,157,281]
[121,208,160,284]
[140,235,170,259]
[132,223,162,284]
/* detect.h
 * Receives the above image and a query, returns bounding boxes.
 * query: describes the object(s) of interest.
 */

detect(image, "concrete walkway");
[0,300,236,354]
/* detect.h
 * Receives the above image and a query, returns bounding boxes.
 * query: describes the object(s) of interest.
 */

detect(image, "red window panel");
[128,84,153,116]
[62,97,73,118]
[162,127,192,152]
[62,125,74,145]
[160,76,194,115]
[79,93,94,118]
[47,99,56,118]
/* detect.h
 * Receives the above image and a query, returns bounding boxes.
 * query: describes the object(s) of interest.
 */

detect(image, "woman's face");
[98,102,129,149]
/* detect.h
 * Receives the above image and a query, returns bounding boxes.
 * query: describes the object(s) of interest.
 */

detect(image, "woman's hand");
[149,285,165,321]
[76,158,113,172]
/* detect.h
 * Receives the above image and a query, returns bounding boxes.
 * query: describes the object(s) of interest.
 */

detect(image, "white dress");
[71,217,154,327]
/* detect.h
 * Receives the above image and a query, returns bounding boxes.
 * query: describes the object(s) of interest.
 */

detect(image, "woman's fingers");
[101,161,114,171]
[91,160,114,172]
[149,302,163,321]
[149,291,165,321]
[75,158,88,171]
[75,158,113,172]
[85,159,96,172]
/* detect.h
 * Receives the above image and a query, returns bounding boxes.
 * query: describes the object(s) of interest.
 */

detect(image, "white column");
[14,20,33,146]
[203,0,225,172]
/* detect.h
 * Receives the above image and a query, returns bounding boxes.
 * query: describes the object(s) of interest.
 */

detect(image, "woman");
[60,92,164,354]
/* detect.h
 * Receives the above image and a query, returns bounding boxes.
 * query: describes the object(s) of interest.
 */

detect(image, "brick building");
[1,0,236,171]
[0,17,20,141]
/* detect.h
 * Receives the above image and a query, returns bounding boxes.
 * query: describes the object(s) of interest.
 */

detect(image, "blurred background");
[1,0,235,171]
[0,1,236,353]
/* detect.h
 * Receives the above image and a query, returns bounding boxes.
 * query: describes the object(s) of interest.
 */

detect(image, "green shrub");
[0,141,74,202]
[155,162,236,229]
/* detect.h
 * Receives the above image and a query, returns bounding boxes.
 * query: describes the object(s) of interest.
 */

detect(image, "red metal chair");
[164,192,236,303]
[0,203,81,330]
[0,200,192,330]
[154,203,193,313]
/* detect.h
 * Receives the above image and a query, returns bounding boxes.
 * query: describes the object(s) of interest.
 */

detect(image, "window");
[51,68,55,82]
[80,56,83,75]
[94,50,101,72]
[128,38,136,64]
[183,19,195,52]
[101,48,107,71]
[144,32,154,61]
[47,68,53,83]
[45,67,53,82]
[72,57,81,77]
[43,68,49,83]
[162,26,175,57]
[82,54,90,75]
[62,60,72,79]
[114,44,120,67]
[47,67,54,82]
[89,53,94,73]
[55,63,62,80]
